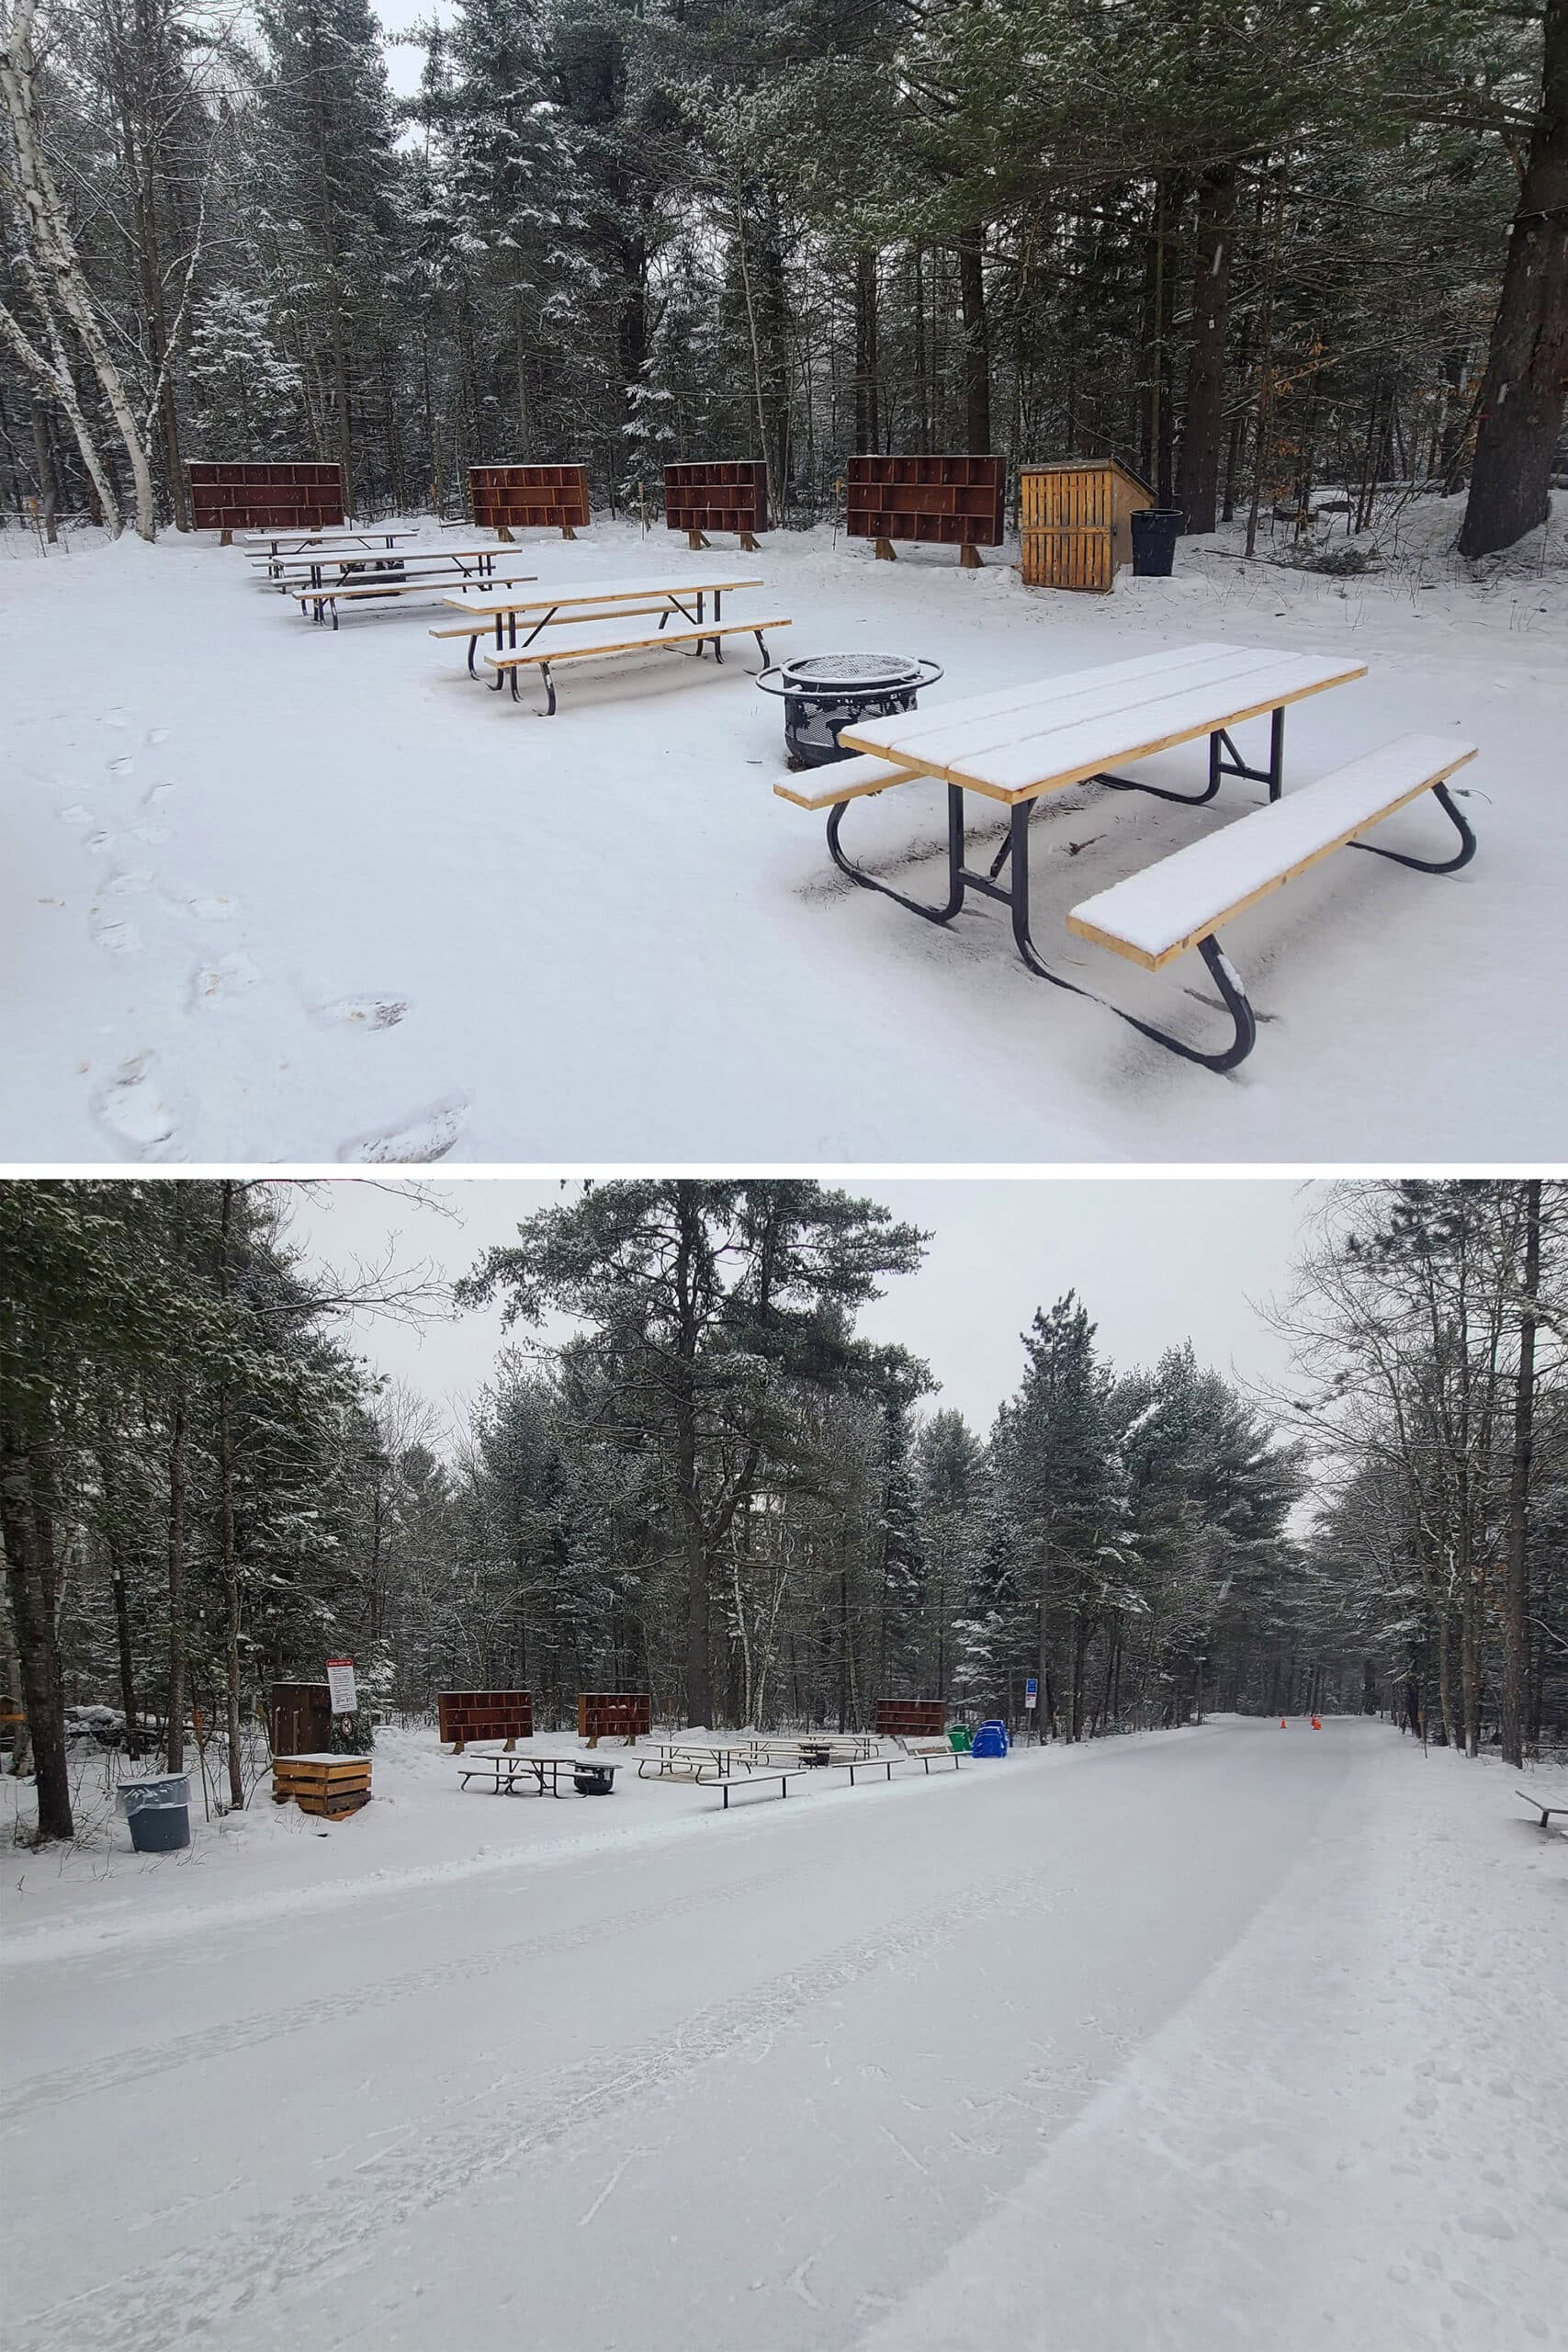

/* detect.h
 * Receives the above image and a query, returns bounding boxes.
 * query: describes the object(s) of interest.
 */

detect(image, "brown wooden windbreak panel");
[1018,458,1152,591]
[438,1690,535,1744]
[578,1692,653,1744]
[269,1682,333,1757]
[845,456,1005,548]
[874,1698,947,1737]
[663,460,768,537]
[188,461,344,532]
[469,464,590,532]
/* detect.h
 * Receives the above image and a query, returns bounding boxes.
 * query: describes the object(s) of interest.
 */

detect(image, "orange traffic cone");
[1280,1717,1288,1728]
[1311,1715,1322,1730]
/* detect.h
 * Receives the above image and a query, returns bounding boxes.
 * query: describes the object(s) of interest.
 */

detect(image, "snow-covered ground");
[2,1717,1562,2351]
[4,499,1564,1164]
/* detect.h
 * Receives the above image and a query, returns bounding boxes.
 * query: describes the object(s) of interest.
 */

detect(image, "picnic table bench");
[430,575,764,674]
[481,611,791,714]
[1516,1789,1568,1828]
[715,1768,799,1810]
[457,1752,617,1798]
[779,641,1477,1072]
[637,1741,755,1782]
[898,1738,963,1773]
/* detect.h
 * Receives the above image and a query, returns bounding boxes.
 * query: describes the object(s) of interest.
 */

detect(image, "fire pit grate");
[758,652,943,769]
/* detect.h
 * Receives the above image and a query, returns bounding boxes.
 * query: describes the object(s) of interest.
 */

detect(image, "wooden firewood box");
[272,1753,371,1819]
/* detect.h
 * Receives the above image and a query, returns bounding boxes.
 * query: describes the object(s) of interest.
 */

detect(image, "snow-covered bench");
[898,1738,962,1773]
[773,752,915,810]
[1516,1789,1568,1829]
[1066,734,1478,1070]
[484,614,791,714]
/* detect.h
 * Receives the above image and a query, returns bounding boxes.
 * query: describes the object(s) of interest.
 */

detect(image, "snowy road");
[4,1719,1563,2352]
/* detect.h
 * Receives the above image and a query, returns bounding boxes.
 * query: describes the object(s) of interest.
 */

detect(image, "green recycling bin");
[947,1725,972,1753]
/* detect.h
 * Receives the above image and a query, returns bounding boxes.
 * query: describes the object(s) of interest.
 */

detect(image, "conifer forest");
[3,1177,1562,1846]
[2,0,1564,560]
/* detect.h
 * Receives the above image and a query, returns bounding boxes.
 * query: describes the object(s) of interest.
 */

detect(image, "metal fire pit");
[757,652,943,769]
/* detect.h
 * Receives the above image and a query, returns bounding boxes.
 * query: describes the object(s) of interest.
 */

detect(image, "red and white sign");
[326,1657,358,1714]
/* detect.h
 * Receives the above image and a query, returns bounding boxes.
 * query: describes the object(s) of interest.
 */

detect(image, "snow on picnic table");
[1,1718,1562,2352]
[2,501,1564,1164]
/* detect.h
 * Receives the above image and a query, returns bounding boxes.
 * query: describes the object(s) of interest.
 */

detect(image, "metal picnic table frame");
[829,643,1390,1074]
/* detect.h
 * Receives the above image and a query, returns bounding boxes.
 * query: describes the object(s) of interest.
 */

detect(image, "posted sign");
[1024,1677,1039,1710]
[326,1657,358,1714]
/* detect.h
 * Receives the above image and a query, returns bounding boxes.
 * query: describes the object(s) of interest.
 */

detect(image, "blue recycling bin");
[118,1774,191,1852]
[971,1720,1010,1758]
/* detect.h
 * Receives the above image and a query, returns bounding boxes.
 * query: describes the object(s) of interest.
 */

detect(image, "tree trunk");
[853,249,879,455]
[1179,163,1236,531]
[219,1182,245,1808]
[1458,0,1568,557]
[0,1426,73,1841]
[957,230,991,451]
[165,1399,188,1773]
[1500,1180,1540,1769]
[1,0,156,537]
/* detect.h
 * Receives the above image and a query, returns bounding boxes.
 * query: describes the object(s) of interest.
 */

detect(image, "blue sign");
[1025,1678,1038,1697]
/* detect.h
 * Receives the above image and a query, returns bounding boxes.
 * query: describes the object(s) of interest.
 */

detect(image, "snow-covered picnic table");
[280,545,536,621]
[239,524,415,567]
[776,640,1479,1071]
[430,573,765,673]
[457,1752,617,1799]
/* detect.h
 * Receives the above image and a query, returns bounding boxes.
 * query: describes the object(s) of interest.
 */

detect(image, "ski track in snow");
[9,1854,1073,2351]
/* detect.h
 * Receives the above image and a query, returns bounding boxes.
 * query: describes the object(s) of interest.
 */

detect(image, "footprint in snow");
[59,804,94,828]
[189,894,238,922]
[94,1056,178,1157]
[190,952,263,1008]
[85,830,116,853]
[339,1094,468,1164]
[308,992,410,1032]
[146,727,171,745]
[92,916,141,955]
[107,755,134,777]
[142,783,175,808]
[107,869,153,896]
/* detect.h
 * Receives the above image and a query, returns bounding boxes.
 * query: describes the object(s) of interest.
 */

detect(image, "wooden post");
[739,529,761,552]
[874,537,897,561]
[220,527,231,547]
[561,524,576,540]
[503,1734,515,1752]
[960,543,982,570]
[687,527,711,551]
[497,523,514,542]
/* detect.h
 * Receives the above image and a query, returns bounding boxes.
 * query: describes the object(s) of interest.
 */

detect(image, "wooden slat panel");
[841,650,1365,803]
[840,644,1248,766]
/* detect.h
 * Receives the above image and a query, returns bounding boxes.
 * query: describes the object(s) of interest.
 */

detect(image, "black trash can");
[1131,508,1183,577]
[573,1765,615,1796]
[118,1774,191,1853]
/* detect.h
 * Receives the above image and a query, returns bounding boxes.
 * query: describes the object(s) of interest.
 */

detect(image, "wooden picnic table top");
[239,526,416,550]
[839,641,1367,807]
[266,544,509,574]
[438,574,764,619]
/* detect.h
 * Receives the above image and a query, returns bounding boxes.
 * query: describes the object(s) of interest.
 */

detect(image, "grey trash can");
[118,1774,191,1853]
[1131,508,1183,577]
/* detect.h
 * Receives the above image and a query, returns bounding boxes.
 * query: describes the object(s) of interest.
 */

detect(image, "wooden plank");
[773,754,917,810]
[1066,740,1478,969]
[436,576,764,618]
[485,616,789,671]
[843,652,1368,805]
[838,643,1242,768]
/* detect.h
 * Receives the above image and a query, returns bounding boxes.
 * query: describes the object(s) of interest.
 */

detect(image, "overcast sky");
[375,1,450,98]
[281,1177,1325,1447]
